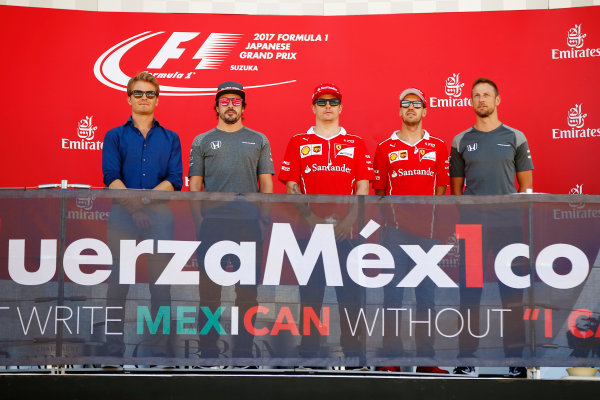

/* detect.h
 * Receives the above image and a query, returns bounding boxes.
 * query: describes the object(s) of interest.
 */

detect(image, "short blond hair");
[127,72,159,96]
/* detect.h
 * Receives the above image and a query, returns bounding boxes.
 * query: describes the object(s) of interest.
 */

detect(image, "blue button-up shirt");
[102,117,183,190]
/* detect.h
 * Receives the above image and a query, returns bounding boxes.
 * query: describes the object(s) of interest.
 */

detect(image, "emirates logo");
[567,104,587,129]
[567,24,586,49]
[444,73,465,98]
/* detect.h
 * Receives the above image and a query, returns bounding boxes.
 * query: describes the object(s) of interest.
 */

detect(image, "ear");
[155,97,159,107]
[422,107,427,118]
[127,94,132,107]
[339,104,343,114]
[495,94,501,106]
[312,104,317,115]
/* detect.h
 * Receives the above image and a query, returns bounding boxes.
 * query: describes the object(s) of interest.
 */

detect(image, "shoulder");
[191,128,218,147]
[158,125,181,141]
[343,133,368,145]
[286,132,309,144]
[377,137,392,147]
[452,127,474,146]
[427,134,447,146]
[502,124,528,144]
[242,126,271,144]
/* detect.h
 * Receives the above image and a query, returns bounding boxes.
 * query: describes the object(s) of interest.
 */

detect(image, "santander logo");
[94,31,296,96]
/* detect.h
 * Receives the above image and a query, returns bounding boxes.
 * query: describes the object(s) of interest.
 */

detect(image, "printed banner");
[0,6,599,195]
[0,189,599,366]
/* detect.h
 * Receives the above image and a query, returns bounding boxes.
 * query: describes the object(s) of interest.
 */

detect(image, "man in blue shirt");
[101,72,183,358]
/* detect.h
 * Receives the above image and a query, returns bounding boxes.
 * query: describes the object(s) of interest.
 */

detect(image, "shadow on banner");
[0,189,598,367]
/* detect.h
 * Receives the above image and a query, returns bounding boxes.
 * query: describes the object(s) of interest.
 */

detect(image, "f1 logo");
[147,32,242,70]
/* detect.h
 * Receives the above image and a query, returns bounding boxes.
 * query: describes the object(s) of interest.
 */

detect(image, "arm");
[286,180,301,194]
[153,180,174,191]
[435,185,447,195]
[448,137,465,196]
[108,179,127,189]
[516,170,533,193]
[189,176,204,192]
[355,179,369,195]
[163,133,183,191]
[258,174,273,193]
[334,179,369,239]
[450,177,464,195]
[102,129,124,188]
[189,175,204,230]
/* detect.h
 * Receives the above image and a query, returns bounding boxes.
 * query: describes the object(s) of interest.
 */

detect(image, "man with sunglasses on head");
[279,83,374,365]
[372,88,449,373]
[189,81,274,362]
[101,72,183,358]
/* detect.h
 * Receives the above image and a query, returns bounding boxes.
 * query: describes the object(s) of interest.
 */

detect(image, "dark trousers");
[458,224,527,358]
[196,217,262,358]
[297,239,366,362]
[382,227,437,357]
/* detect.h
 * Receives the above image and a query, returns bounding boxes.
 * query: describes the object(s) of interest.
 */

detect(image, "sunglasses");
[219,97,243,106]
[401,100,424,108]
[131,90,158,99]
[315,98,341,107]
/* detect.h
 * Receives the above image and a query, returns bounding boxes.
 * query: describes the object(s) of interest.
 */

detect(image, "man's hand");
[132,210,152,231]
[334,214,355,240]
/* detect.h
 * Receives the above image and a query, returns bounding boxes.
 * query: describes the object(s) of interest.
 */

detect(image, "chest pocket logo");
[417,148,436,162]
[466,143,478,152]
[210,141,222,150]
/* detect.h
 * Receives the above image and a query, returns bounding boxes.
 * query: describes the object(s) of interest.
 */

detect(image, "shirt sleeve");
[165,131,183,190]
[436,140,450,187]
[188,135,205,178]
[101,128,122,187]
[373,143,387,191]
[279,136,301,184]
[355,138,376,182]
[258,135,275,175]
[514,131,534,172]
[449,135,465,178]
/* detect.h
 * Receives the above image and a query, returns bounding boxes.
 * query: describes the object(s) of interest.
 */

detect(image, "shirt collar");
[390,129,430,144]
[307,126,347,140]
[125,116,160,127]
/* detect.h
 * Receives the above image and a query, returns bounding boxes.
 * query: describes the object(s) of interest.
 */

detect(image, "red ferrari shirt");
[279,127,375,195]
[373,130,449,195]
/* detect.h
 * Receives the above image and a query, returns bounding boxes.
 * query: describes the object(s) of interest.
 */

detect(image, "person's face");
[312,94,342,122]
[128,80,159,115]
[216,93,244,124]
[400,94,427,126]
[471,83,500,118]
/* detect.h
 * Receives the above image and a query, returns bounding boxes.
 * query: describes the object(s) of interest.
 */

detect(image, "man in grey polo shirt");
[189,81,274,360]
[449,78,533,377]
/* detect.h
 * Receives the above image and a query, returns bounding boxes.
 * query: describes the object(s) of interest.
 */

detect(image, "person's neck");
[396,124,424,145]
[132,113,154,138]
[474,114,502,132]
[217,120,244,132]
[314,120,340,139]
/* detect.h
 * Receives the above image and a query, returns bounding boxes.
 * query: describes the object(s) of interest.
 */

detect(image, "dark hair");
[127,72,159,96]
[471,78,499,97]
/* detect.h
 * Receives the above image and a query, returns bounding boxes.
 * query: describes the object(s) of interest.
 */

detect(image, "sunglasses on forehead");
[219,97,243,106]
[131,90,158,99]
[314,98,341,107]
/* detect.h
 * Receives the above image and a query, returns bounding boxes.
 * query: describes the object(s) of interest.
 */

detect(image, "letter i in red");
[456,224,483,288]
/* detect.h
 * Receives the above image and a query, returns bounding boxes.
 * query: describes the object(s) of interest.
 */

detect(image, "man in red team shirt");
[279,83,375,364]
[373,88,449,373]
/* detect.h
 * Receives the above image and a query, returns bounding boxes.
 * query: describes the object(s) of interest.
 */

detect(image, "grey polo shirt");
[449,124,534,195]
[189,126,274,193]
